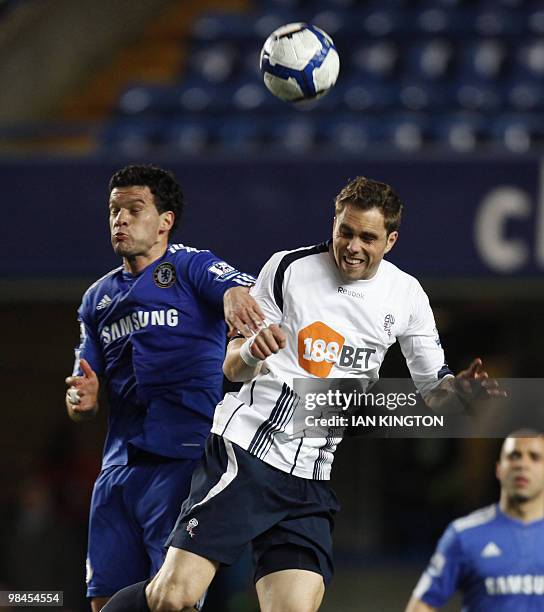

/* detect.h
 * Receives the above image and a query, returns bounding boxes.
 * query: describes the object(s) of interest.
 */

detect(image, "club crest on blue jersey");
[153,262,176,288]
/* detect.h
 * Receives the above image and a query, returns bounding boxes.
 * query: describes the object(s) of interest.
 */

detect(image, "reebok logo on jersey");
[96,294,112,310]
[481,542,502,558]
[337,286,364,299]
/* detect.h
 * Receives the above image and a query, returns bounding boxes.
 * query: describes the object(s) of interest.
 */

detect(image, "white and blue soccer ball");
[260,22,340,102]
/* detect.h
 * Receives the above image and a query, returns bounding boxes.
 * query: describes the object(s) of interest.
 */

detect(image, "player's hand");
[65,358,99,419]
[223,286,265,338]
[454,358,506,400]
[249,324,286,360]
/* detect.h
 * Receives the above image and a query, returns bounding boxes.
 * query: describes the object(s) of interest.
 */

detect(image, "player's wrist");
[239,337,263,367]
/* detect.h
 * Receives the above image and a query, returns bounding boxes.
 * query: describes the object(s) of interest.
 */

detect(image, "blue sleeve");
[73,301,105,376]
[185,251,255,311]
[412,525,464,607]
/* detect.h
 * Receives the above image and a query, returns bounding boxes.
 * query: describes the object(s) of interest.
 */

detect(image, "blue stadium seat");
[398,81,453,112]
[267,117,319,153]
[528,7,544,35]
[161,120,212,154]
[454,79,503,112]
[504,73,544,111]
[460,40,509,81]
[385,114,429,153]
[342,78,397,111]
[101,121,162,156]
[215,117,265,151]
[430,113,487,153]
[351,41,401,80]
[489,114,543,154]
[406,40,455,81]
[321,116,384,153]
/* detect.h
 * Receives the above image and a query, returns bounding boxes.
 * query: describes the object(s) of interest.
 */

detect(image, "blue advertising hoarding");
[2,158,543,280]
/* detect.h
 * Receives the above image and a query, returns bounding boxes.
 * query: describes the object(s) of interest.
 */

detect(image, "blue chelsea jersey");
[414,504,544,611]
[73,243,255,468]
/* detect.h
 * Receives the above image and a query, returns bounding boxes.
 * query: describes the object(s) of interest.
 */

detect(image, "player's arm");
[405,597,438,612]
[223,324,287,382]
[399,281,503,411]
[65,310,104,422]
[65,358,99,421]
[405,524,462,611]
[185,253,264,337]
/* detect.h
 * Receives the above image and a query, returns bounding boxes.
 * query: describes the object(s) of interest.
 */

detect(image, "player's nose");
[346,238,362,253]
[113,209,129,226]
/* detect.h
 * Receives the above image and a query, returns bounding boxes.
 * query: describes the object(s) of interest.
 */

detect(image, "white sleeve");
[249,251,287,326]
[398,280,452,396]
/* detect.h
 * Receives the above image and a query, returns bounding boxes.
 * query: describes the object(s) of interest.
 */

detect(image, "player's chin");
[340,262,368,281]
[112,242,131,255]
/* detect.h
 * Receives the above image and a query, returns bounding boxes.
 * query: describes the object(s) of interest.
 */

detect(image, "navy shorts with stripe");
[87,454,199,598]
[167,434,340,585]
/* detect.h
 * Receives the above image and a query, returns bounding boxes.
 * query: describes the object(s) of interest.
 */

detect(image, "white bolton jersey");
[212,241,451,479]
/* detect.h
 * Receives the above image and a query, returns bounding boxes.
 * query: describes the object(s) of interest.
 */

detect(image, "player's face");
[496,437,544,503]
[109,186,172,258]
[332,204,398,282]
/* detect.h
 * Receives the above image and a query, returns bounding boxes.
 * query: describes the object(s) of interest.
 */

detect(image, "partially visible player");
[406,434,544,611]
[103,176,500,612]
[64,165,263,612]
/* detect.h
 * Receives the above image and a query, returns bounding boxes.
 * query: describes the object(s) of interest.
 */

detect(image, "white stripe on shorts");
[190,438,238,512]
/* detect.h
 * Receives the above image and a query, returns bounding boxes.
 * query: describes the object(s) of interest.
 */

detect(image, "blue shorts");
[86,454,199,598]
[167,434,340,585]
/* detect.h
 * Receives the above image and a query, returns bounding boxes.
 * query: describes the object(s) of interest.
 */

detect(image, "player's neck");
[123,242,167,275]
[500,495,544,523]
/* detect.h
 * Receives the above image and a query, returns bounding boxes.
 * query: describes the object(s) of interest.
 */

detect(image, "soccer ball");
[260,22,340,102]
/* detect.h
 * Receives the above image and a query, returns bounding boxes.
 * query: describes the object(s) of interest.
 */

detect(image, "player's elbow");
[223,358,246,383]
[405,597,437,612]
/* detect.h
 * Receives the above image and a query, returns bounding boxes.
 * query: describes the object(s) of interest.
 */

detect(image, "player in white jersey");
[406,434,544,612]
[104,176,499,612]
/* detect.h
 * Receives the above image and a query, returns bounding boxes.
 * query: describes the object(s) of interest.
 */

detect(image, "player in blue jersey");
[406,433,544,611]
[64,164,263,612]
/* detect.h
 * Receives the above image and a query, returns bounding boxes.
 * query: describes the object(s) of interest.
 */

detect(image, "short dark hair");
[109,164,184,234]
[334,176,403,234]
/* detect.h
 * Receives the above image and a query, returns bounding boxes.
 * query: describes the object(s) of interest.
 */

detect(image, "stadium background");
[0,0,543,609]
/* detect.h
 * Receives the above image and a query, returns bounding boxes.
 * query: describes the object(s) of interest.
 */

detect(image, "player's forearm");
[422,376,465,413]
[405,597,437,612]
[223,343,263,382]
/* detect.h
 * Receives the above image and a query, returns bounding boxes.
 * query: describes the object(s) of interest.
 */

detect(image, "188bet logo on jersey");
[297,321,376,378]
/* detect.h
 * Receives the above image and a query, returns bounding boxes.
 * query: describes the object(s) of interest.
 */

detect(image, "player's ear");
[384,231,398,254]
[159,211,175,234]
